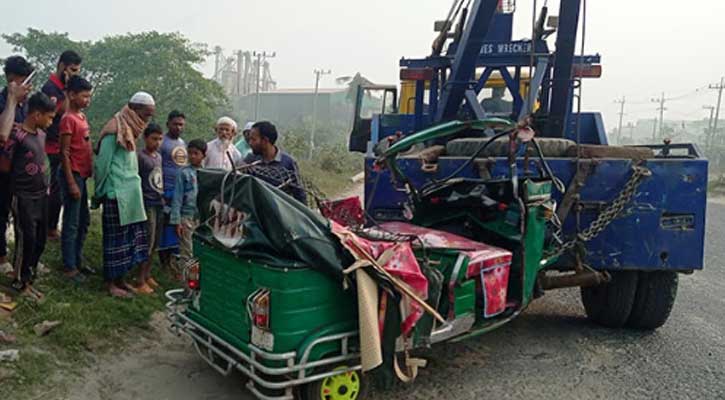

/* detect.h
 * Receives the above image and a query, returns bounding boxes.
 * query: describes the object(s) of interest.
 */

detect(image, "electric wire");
[531,137,566,193]
[624,84,711,105]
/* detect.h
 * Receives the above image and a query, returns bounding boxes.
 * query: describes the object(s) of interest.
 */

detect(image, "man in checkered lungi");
[93,92,155,298]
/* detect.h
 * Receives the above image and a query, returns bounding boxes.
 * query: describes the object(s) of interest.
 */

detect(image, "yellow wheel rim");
[318,366,361,400]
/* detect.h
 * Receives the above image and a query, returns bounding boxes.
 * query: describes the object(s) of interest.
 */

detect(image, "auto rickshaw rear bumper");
[165,289,362,400]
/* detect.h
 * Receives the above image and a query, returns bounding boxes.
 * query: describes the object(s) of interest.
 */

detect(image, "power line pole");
[309,68,332,160]
[703,105,716,151]
[709,77,724,148]
[213,46,224,82]
[253,51,276,120]
[651,92,667,139]
[615,96,626,144]
[234,50,243,96]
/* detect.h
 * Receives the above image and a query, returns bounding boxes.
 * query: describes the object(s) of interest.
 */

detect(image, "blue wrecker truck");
[348,0,707,329]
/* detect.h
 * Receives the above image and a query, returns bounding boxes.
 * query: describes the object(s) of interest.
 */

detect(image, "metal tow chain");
[544,165,652,262]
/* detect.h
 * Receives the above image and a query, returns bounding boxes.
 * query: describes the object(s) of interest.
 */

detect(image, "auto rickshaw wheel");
[303,365,368,400]
[626,271,678,330]
[580,270,638,328]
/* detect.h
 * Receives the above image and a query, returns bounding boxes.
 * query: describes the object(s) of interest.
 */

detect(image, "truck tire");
[626,271,678,330]
[580,271,638,328]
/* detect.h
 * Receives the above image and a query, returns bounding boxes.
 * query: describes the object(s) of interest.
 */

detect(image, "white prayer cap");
[216,116,238,131]
[243,121,255,132]
[129,91,155,106]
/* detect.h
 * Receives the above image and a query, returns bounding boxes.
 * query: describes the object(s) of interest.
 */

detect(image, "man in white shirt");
[204,116,243,171]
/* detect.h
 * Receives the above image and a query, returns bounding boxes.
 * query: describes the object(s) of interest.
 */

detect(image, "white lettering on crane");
[480,42,533,56]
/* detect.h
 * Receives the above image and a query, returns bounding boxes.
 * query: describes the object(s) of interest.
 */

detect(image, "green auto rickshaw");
[167,135,559,399]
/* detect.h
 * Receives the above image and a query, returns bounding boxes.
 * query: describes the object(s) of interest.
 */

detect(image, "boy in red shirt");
[43,50,83,240]
[58,76,93,283]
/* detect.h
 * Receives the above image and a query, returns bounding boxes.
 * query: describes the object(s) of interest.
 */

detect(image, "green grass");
[0,211,176,399]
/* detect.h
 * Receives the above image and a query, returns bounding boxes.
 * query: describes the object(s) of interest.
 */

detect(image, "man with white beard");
[203,116,242,171]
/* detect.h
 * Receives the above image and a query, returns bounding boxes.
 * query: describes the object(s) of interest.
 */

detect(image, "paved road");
[70,202,725,400]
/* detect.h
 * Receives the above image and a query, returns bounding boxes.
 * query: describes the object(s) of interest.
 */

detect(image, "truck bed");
[364,145,707,272]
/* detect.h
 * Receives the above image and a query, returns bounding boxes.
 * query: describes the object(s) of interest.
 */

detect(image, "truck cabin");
[349,62,602,156]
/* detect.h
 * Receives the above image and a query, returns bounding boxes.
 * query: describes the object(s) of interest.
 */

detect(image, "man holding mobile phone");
[0,56,34,273]
[42,50,83,242]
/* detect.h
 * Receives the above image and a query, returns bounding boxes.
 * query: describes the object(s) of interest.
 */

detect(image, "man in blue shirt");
[158,110,188,269]
[244,121,307,204]
[0,56,34,269]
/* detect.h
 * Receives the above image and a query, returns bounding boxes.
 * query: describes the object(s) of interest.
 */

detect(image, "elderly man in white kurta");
[204,116,243,171]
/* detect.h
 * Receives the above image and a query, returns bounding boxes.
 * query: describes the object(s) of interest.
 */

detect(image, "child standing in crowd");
[0,93,56,299]
[171,139,206,270]
[59,76,94,284]
[135,123,164,293]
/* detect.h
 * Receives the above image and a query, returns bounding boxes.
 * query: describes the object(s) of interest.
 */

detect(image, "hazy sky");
[1,0,724,130]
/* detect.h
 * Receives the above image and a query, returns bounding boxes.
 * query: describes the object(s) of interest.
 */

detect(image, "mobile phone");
[21,70,37,86]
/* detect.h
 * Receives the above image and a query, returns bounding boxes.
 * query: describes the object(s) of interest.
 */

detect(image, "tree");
[2,29,89,81]
[3,29,229,140]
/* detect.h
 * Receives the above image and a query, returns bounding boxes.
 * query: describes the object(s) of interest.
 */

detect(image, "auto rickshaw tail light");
[185,260,201,291]
[251,289,271,330]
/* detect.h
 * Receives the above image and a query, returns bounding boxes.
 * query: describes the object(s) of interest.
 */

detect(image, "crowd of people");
[0,50,305,300]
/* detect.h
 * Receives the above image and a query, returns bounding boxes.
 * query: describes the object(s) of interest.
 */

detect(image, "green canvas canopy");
[195,169,352,280]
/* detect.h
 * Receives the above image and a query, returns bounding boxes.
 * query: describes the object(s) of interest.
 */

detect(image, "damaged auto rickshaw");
[167,118,595,400]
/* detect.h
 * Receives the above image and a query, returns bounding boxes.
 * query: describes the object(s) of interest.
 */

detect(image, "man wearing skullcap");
[234,121,254,158]
[203,116,243,171]
[93,91,155,298]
